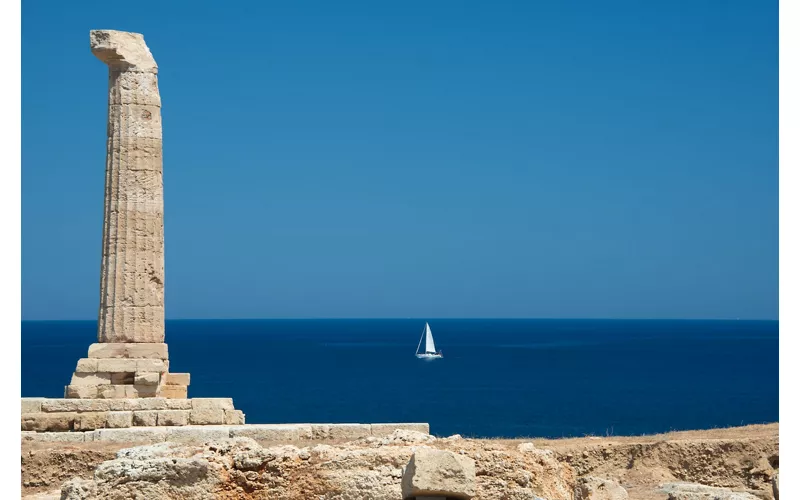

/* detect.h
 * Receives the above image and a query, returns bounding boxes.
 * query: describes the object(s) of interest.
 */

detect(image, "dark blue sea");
[21,319,778,438]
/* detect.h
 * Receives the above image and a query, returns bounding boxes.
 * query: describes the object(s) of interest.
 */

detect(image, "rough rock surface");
[401,447,476,499]
[542,426,778,497]
[22,446,118,492]
[575,476,629,499]
[60,478,97,500]
[20,424,778,500]
[660,482,763,499]
[52,430,574,500]
[772,472,778,500]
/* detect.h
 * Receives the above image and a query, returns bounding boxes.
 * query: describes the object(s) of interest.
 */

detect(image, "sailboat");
[415,322,443,359]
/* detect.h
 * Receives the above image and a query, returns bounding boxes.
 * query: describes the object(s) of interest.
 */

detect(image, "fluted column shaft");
[93,31,164,343]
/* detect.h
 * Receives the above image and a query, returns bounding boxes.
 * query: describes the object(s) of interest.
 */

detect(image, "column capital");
[91,30,158,73]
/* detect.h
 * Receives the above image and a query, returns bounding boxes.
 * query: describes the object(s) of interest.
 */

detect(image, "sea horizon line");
[21,317,779,322]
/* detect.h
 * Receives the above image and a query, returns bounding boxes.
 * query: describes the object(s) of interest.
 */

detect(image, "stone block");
[134,372,160,386]
[401,448,476,500]
[125,398,163,411]
[157,410,190,426]
[88,342,169,359]
[165,426,231,443]
[125,398,191,411]
[92,427,168,443]
[230,424,313,442]
[71,372,112,386]
[21,431,86,443]
[123,385,141,398]
[110,372,135,384]
[75,358,99,373]
[97,385,128,399]
[41,399,128,413]
[189,408,225,425]
[75,412,109,431]
[21,398,45,415]
[97,358,138,373]
[164,399,193,410]
[192,398,234,411]
[165,373,190,386]
[130,385,158,397]
[125,343,168,359]
[371,423,430,437]
[161,385,188,399]
[133,410,158,426]
[106,411,133,428]
[66,385,99,399]
[88,343,127,358]
[21,412,77,432]
[224,409,245,425]
[311,424,372,441]
[136,359,167,373]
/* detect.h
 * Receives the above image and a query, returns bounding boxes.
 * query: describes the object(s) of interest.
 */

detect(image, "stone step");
[22,397,242,431]
[74,357,169,373]
[21,423,431,443]
[23,397,229,413]
[87,343,169,360]
[65,383,162,399]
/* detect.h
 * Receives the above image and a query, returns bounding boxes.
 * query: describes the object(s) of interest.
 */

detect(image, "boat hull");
[416,353,443,359]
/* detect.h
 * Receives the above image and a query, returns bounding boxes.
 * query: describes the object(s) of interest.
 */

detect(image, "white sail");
[424,322,436,353]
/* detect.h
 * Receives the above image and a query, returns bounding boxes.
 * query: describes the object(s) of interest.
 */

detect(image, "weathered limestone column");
[62,30,190,399]
[92,29,164,343]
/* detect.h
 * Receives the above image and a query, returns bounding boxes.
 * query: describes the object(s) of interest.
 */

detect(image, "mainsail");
[424,322,436,353]
[415,322,442,358]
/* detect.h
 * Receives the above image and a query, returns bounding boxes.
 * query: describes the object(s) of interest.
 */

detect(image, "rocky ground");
[21,423,778,499]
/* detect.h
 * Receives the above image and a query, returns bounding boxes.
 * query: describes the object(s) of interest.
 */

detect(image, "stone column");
[92,30,164,343]
[62,30,189,399]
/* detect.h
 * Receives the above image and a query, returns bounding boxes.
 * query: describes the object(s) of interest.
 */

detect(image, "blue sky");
[21,0,777,320]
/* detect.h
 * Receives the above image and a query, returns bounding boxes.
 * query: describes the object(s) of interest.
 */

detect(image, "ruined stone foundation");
[64,343,189,399]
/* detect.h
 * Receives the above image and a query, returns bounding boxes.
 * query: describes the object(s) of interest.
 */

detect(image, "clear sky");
[21,0,777,320]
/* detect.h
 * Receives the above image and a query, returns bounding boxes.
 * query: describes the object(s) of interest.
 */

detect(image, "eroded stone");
[161,385,188,399]
[134,372,160,386]
[401,448,476,499]
[21,398,45,415]
[224,409,245,425]
[75,412,109,431]
[75,358,99,373]
[189,408,225,425]
[157,410,190,426]
[165,373,190,386]
[91,427,168,443]
[312,424,371,441]
[107,411,133,428]
[371,423,430,437]
[22,413,77,432]
[230,424,313,442]
[133,410,158,427]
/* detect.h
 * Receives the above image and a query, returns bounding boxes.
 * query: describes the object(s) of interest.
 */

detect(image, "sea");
[21,319,778,438]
